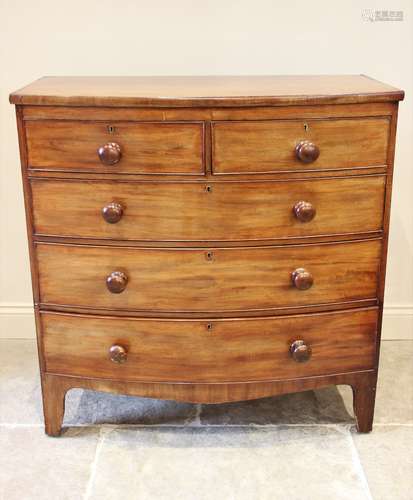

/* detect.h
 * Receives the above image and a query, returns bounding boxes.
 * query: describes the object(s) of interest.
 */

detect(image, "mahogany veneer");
[36,240,381,313]
[212,117,389,174]
[10,75,404,436]
[26,120,205,174]
[31,176,386,242]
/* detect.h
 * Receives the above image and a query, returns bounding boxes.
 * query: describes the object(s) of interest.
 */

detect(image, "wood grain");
[28,166,388,185]
[25,120,204,174]
[10,75,404,107]
[212,118,389,174]
[36,240,381,313]
[30,176,386,242]
[21,101,395,122]
[41,308,378,383]
[35,299,380,321]
[42,369,378,436]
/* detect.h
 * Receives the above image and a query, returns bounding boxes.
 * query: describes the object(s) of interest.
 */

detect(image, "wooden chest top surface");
[9,75,404,107]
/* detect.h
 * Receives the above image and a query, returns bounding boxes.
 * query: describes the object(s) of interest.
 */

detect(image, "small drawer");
[41,308,378,383]
[212,118,389,174]
[31,175,386,242]
[25,120,204,175]
[36,240,381,314]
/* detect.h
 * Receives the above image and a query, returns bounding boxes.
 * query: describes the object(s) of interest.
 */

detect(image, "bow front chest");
[10,76,404,436]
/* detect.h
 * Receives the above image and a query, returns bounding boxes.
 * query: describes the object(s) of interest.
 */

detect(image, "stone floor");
[0,340,412,500]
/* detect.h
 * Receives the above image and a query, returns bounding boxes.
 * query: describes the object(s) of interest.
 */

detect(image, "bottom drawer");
[41,308,378,383]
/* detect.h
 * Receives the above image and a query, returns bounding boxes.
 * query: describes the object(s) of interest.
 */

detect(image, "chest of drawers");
[10,76,404,436]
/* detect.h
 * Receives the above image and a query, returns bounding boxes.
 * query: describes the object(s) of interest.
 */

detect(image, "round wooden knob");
[102,202,124,224]
[293,201,316,222]
[98,142,122,165]
[106,271,128,293]
[109,344,127,364]
[295,140,320,163]
[290,340,312,363]
[291,268,314,290]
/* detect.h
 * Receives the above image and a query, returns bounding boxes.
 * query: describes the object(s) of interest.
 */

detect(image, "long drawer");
[212,118,389,174]
[25,120,205,175]
[41,308,378,383]
[36,240,381,313]
[31,176,386,242]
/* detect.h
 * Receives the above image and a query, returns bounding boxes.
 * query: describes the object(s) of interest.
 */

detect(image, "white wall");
[1,0,412,338]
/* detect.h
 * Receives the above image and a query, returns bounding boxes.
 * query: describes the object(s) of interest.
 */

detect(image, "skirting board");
[0,302,412,340]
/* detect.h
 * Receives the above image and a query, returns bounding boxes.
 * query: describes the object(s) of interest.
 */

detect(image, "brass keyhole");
[107,125,115,134]
[206,251,213,261]
[304,123,309,132]
[205,185,212,193]
[206,323,213,331]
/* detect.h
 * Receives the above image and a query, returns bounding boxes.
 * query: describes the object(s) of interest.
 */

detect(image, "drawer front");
[25,121,204,175]
[212,118,389,174]
[36,240,381,313]
[31,175,385,242]
[41,308,378,383]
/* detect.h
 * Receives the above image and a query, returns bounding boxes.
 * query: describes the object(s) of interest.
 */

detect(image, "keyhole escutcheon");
[206,251,213,261]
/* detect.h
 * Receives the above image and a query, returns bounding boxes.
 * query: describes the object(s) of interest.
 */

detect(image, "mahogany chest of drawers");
[10,76,404,436]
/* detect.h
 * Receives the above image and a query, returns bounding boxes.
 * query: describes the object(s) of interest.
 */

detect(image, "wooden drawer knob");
[106,271,128,293]
[290,340,312,363]
[295,140,320,163]
[291,268,314,290]
[109,344,128,363]
[98,142,122,165]
[293,201,316,222]
[102,202,124,224]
